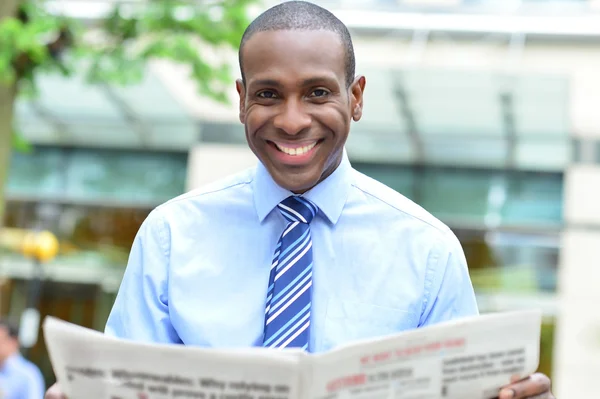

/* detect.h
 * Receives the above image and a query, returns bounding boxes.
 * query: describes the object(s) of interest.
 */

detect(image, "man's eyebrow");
[249,79,282,88]
[301,77,338,86]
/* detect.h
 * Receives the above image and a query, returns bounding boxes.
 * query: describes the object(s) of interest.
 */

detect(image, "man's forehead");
[241,30,345,79]
[243,29,343,58]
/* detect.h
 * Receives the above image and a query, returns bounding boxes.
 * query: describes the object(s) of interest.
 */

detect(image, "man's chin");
[271,170,322,194]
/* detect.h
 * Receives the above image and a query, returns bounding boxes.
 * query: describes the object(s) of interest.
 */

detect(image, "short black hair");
[0,319,19,339]
[239,1,356,88]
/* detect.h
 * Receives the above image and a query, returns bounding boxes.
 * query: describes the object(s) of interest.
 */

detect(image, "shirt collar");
[253,149,353,225]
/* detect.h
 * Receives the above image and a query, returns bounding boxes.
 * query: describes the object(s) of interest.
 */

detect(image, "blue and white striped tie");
[263,195,317,350]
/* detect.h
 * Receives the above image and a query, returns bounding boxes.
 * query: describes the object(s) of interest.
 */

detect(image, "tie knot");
[277,196,317,224]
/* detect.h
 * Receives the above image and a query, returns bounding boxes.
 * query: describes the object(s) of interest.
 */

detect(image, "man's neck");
[0,349,19,367]
[290,153,344,195]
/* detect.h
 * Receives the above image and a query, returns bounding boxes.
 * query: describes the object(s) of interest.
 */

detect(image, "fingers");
[45,383,66,399]
[499,373,552,399]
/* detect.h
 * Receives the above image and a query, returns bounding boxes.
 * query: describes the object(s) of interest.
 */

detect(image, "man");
[0,319,45,399]
[47,1,555,398]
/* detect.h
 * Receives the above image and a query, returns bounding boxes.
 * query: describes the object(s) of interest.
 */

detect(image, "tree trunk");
[0,0,21,226]
[0,85,16,226]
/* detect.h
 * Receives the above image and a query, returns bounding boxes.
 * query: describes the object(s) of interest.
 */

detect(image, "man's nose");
[272,98,311,135]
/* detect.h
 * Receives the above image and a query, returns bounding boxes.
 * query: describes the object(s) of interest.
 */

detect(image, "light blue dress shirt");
[0,353,45,399]
[105,152,479,352]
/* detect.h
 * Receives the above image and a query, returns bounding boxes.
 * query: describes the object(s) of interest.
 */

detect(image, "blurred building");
[2,0,600,396]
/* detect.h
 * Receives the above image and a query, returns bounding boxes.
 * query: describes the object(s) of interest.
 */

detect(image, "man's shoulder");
[8,355,43,382]
[350,168,451,235]
[169,167,255,204]
[155,167,255,212]
[141,167,256,230]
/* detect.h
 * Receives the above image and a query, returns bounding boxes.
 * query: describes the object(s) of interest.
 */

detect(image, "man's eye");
[310,89,329,97]
[257,91,277,99]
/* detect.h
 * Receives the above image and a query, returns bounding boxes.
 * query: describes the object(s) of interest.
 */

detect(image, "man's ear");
[236,79,246,124]
[349,75,366,122]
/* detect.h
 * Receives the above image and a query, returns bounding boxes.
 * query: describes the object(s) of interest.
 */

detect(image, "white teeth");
[275,142,317,156]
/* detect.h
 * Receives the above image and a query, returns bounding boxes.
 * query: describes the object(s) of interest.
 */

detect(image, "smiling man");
[47,1,555,398]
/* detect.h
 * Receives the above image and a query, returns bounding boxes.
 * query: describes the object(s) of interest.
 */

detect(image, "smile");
[273,141,319,156]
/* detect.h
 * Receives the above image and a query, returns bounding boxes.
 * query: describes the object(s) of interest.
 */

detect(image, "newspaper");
[43,309,542,399]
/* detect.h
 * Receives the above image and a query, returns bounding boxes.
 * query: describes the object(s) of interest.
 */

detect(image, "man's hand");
[45,383,66,399]
[499,373,555,399]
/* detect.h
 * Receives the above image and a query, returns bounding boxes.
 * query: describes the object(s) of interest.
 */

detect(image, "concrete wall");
[555,165,600,398]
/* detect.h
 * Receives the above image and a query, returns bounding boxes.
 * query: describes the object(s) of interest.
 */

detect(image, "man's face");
[0,327,16,362]
[237,29,366,193]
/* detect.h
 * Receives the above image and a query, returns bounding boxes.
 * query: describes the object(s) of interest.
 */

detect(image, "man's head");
[0,319,19,363]
[237,1,366,193]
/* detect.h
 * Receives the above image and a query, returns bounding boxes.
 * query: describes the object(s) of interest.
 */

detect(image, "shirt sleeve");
[418,229,479,326]
[104,209,182,343]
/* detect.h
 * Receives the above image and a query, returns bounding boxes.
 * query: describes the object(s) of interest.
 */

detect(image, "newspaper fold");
[43,309,542,399]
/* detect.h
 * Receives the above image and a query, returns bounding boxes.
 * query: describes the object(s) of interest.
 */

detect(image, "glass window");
[457,229,560,293]
[65,149,188,205]
[7,147,188,206]
[419,168,495,224]
[353,163,415,198]
[6,148,65,198]
[502,172,563,227]
[353,163,563,229]
[5,201,150,267]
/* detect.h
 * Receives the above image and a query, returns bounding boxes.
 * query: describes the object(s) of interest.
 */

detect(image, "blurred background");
[1,0,599,397]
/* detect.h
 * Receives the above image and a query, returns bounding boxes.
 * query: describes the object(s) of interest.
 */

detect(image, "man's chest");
[167,224,427,352]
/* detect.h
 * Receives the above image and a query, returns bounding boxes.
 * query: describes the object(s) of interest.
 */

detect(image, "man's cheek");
[246,111,267,134]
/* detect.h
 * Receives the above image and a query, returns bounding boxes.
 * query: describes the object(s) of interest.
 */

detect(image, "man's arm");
[418,230,479,327]
[104,208,181,343]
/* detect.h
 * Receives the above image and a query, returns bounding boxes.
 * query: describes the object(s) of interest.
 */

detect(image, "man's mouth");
[270,140,322,156]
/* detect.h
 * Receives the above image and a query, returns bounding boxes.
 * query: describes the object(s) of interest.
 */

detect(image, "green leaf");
[11,129,32,153]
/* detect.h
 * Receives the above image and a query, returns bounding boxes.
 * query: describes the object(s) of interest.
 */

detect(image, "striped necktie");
[263,195,317,350]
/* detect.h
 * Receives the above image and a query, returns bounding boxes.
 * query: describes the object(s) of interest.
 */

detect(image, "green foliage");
[84,0,255,102]
[0,1,70,85]
[11,128,33,153]
[1,0,258,102]
[0,0,258,150]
